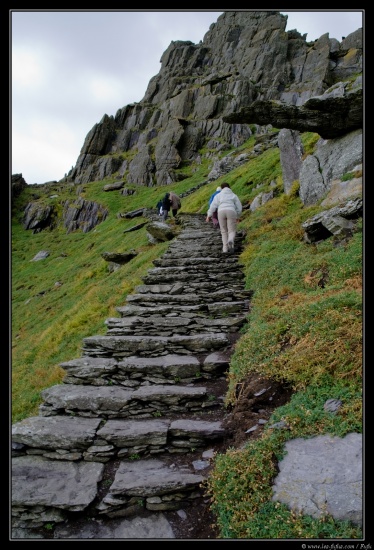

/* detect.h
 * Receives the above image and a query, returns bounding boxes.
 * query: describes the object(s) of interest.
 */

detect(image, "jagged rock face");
[223,81,363,139]
[12,174,28,198]
[70,11,362,186]
[63,198,109,234]
[299,129,362,206]
[23,202,58,233]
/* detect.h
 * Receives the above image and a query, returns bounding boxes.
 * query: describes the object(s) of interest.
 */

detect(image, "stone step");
[163,246,242,258]
[12,455,105,524]
[38,383,223,418]
[12,455,208,525]
[104,314,246,336]
[12,415,228,461]
[142,267,245,284]
[81,332,230,358]
[152,256,239,267]
[96,458,206,515]
[152,258,243,269]
[116,300,250,318]
[125,288,249,306]
[59,352,230,386]
[135,281,247,295]
[167,228,245,244]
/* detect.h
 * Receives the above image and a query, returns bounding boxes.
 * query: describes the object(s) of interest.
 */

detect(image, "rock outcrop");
[66,12,362,187]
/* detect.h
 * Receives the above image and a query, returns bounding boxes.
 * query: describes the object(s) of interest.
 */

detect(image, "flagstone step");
[125,289,249,307]
[116,300,250,318]
[12,415,228,461]
[96,458,206,516]
[142,267,245,283]
[59,352,230,386]
[104,314,246,336]
[38,383,224,418]
[81,332,230,358]
[12,455,208,525]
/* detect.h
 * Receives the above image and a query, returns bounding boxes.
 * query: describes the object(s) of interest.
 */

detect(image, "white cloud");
[12,47,47,89]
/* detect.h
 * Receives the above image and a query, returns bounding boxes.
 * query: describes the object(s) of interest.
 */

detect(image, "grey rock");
[12,416,101,450]
[324,398,343,413]
[302,197,362,243]
[299,129,362,206]
[278,129,304,194]
[53,513,175,539]
[272,433,362,525]
[31,250,50,261]
[12,456,104,511]
[103,181,125,191]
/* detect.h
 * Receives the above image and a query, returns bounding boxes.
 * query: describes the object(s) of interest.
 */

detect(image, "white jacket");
[207,187,242,217]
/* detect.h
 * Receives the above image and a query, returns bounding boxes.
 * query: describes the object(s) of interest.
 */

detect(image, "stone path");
[12,213,250,539]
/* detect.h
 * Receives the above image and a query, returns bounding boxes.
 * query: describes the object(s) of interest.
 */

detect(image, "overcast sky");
[11,10,364,184]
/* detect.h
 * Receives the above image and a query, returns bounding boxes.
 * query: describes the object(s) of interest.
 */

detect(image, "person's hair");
[221,182,230,189]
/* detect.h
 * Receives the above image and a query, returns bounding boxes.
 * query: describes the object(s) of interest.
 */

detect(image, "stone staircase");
[11,213,251,536]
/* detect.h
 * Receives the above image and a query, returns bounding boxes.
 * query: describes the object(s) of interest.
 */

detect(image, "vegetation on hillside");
[11,131,362,539]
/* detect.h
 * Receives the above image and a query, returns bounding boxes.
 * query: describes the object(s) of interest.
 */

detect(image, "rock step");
[167,227,245,242]
[97,458,206,515]
[134,279,247,298]
[142,268,245,284]
[104,314,246,336]
[162,247,243,258]
[152,256,240,267]
[135,282,247,296]
[81,332,230,358]
[116,301,250,318]
[132,285,251,301]
[59,353,229,386]
[125,289,249,307]
[38,383,224,418]
[11,455,207,524]
[12,415,228,461]
[151,258,243,270]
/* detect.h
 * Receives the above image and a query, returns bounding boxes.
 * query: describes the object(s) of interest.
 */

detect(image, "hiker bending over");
[206,182,242,253]
[169,192,181,218]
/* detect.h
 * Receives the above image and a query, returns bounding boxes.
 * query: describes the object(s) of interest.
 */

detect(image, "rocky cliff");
[66,11,362,194]
[15,11,363,233]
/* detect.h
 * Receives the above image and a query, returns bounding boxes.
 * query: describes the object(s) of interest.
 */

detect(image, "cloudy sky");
[11,10,364,184]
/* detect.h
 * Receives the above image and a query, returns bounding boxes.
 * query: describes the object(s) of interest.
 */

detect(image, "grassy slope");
[11,132,362,539]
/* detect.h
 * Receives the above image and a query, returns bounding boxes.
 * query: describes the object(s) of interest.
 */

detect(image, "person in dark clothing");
[161,193,172,221]
[156,199,163,216]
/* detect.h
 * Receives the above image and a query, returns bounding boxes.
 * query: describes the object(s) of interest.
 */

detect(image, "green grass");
[11,130,362,539]
[205,175,362,539]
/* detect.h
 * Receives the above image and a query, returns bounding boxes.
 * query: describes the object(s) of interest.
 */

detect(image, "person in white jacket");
[206,182,242,253]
